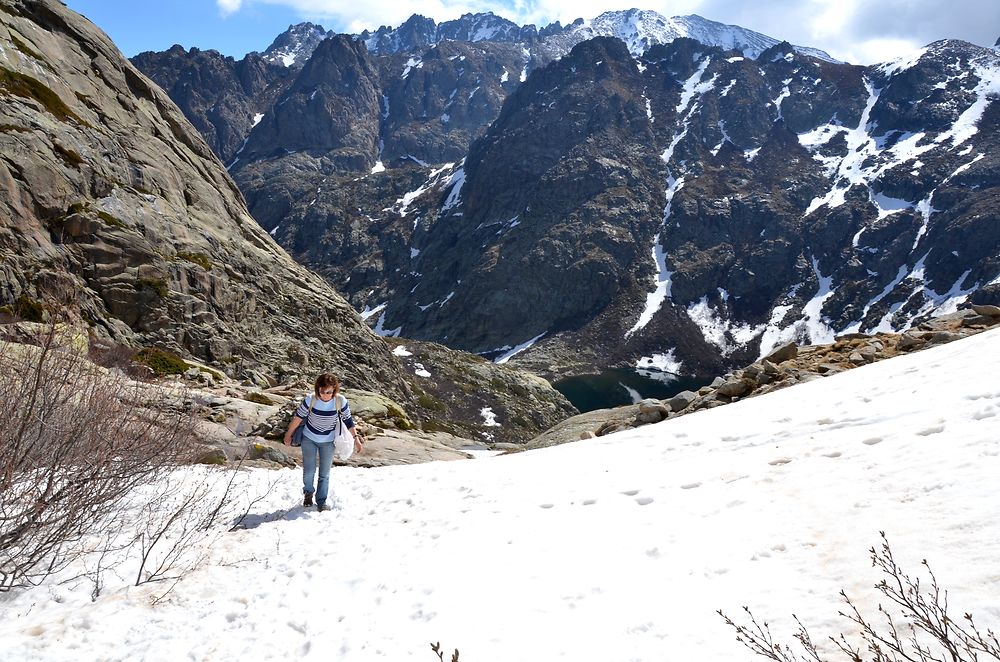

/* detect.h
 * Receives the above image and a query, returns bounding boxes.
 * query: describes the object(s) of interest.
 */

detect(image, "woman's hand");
[353,433,363,454]
[283,433,292,447]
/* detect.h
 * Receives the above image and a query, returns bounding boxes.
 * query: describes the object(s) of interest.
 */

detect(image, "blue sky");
[64,0,1000,64]
[64,1,307,58]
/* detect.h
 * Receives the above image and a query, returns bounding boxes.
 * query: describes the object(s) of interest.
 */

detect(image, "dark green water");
[554,369,710,413]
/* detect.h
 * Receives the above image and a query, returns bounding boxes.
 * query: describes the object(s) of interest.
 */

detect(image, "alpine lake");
[553,369,711,413]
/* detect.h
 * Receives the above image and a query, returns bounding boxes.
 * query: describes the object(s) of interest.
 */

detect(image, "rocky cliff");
[0,0,410,394]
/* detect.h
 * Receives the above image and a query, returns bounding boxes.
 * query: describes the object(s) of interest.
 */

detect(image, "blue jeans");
[300,436,334,504]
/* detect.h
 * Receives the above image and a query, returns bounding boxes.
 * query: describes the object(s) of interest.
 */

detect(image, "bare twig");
[721,534,999,662]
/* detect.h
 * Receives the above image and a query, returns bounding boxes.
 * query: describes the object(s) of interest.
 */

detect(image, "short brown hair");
[314,373,340,396]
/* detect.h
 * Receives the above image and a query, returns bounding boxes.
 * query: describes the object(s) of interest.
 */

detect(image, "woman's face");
[318,386,336,401]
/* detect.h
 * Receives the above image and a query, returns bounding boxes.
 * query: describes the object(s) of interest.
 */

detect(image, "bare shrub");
[87,337,151,380]
[430,642,460,662]
[720,533,1000,661]
[0,324,198,591]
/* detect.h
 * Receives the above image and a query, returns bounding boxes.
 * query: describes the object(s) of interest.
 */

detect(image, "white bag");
[332,395,353,460]
[333,424,353,460]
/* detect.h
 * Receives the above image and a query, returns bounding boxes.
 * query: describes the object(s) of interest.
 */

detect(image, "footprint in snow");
[635,496,654,506]
[916,425,945,436]
[823,451,843,458]
[621,489,640,497]
[862,437,883,446]
[680,482,701,490]
[768,458,793,466]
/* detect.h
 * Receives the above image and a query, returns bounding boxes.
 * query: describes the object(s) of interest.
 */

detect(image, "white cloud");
[216,0,244,18]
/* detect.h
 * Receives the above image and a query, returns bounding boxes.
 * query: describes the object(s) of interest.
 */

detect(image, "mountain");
[132,14,1000,386]
[130,46,294,165]
[535,10,835,62]
[360,12,538,56]
[261,21,334,68]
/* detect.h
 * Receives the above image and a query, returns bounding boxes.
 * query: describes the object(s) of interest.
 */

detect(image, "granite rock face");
[0,0,407,398]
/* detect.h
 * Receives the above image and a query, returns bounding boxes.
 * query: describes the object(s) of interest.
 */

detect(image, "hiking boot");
[316,502,329,512]
[303,493,313,507]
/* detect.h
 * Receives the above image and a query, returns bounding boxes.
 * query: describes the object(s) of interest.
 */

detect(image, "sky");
[63,0,1000,65]
[2,326,998,660]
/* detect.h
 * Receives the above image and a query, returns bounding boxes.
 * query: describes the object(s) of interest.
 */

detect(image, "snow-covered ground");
[2,329,999,661]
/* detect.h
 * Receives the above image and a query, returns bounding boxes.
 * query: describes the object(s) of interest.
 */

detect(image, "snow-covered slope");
[2,328,998,660]
[542,10,836,61]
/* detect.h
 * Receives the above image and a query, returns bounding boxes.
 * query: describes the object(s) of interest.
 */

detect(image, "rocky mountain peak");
[261,21,333,67]
[538,11,835,62]
[437,12,537,44]
[360,14,437,55]
[360,12,537,55]
[237,34,380,170]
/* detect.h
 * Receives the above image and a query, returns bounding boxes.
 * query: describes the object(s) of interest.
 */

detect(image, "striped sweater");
[295,394,354,443]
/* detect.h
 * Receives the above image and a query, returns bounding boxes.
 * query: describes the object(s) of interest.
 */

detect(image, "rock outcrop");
[0,0,416,397]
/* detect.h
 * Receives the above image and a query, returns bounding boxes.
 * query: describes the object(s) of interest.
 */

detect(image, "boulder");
[635,410,667,425]
[716,379,752,397]
[765,342,798,364]
[897,332,926,351]
[637,399,670,416]
[667,390,698,412]
[761,359,781,375]
[972,304,1000,318]
[195,448,228,465]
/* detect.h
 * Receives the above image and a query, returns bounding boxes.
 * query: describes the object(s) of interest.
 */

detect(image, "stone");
[635,410,666,425]
[817,364,844,375]
[898,333,926,350]
[716,379,751,397]
[765,342,798,364]
[761,360,780,375]
[927,331,964,345]
[962,315,995,327]
[710,376,727,388]
[637,399,670,416]
[972,304,1000,317]
[196,448,228,465]
[849,352,866,365]
[667,390,697,412]
[579,431,596,440]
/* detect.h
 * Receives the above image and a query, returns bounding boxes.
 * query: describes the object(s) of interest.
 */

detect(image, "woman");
[283,373,361,511]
